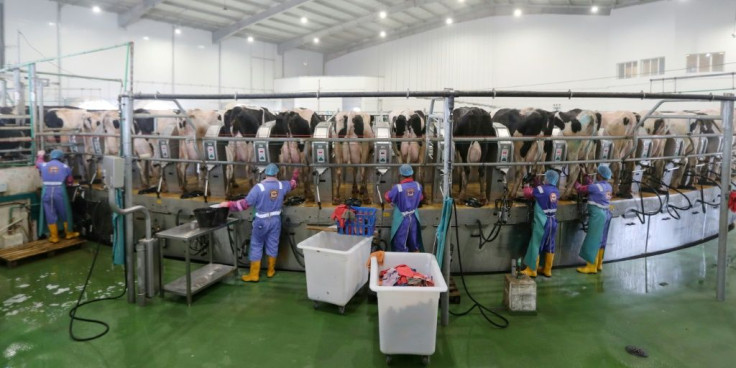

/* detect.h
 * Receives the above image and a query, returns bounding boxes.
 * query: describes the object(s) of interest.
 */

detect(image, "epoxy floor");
[2,236,736,367]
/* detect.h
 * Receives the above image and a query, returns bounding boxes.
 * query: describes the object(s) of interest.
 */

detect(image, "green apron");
[390,206,424,252]
[36,185,74,239]
[579,204,608,264]
[523,203,547,267]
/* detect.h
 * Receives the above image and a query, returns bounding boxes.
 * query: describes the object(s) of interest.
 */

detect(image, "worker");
[220,163,299,283]
[574,164,613,274]
[36,149,79,243]
[385,164,423,252]
[519,170,560,278]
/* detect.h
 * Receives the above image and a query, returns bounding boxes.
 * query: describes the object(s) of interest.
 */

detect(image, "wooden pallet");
[449,277,461,304]
[0,238,85,267]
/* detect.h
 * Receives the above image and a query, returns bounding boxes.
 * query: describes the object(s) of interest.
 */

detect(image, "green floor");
[2,237,736,368]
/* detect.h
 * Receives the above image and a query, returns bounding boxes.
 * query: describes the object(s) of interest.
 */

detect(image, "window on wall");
[640,57,665,77]
[686,52,726,73]
[617,61,638,79]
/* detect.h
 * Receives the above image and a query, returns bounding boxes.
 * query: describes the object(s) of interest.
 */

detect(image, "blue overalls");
[386,179,423,252]
[38,160,73,226]
[579,180,613,264]
[238,178,293,261]
[523,184,559,268]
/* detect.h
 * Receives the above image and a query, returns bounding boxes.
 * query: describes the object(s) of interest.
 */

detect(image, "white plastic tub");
[297,231,371,313]
[369,252,448,363]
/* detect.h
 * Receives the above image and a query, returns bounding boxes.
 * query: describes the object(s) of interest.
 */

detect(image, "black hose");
[450,200,509,328]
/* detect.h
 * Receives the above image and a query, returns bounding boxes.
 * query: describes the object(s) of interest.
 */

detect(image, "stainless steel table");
[156,218,240,305]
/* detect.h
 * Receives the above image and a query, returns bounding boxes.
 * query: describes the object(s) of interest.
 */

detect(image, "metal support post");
[441,91,454,326]
[28,64,37,160]
[716,94,734,301]
[121,94,137,303]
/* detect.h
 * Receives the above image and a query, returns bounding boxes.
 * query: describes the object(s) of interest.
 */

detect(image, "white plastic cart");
[297,231,371,314]
[369,252,448,365]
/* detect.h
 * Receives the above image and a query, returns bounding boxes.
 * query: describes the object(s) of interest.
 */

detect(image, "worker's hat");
[50,149,64,160]
[544,170,560,186]
[264,163,279,176]
[597,164,612,180]
[399,164,414,177]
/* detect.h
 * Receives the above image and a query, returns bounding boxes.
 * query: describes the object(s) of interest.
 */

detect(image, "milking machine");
[68,133,87,181]
[86,125,106,187]
[488,123,514,223]
[704,134,725,183]
[630,138,653,196]
[254,121,276,180]
[310,121,333,209]
[202,125,228,202]
[681,136,709,188]
[156,124,181,197]
[373,121,395,218]
[548,128,568,188]
[657,137,685,191]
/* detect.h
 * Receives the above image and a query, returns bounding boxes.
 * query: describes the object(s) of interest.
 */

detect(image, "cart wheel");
[385,355,392,365]
[338,306,346,315]
[313,301,319,310]
[422,356,430,366]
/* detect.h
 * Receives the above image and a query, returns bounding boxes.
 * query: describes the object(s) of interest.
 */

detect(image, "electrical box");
[373,122,394,205]
[488,123,514,202]
[254,121,275,174]
[310,122,333,205]
[549,128,567,188]
[103,155,125,188]
[631,139,652,195]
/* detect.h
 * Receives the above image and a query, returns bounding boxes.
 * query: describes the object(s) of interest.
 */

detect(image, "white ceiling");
[50,0,664,59]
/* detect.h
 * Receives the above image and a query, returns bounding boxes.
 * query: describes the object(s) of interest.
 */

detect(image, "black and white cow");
[331,111,375,203]
[225,105,277,192]
[452,107,494,203]
[550,109,601,199]
[271,109,321,200]
[389,109,427,187]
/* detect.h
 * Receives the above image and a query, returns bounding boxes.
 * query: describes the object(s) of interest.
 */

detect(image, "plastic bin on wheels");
[297,231,371,314]
[369,252,448,366]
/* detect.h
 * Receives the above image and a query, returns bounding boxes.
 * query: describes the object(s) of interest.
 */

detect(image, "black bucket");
[193,206,229,227]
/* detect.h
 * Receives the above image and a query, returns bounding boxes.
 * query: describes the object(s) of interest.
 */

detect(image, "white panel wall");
[326,0,736,112]
[282,49,324,77]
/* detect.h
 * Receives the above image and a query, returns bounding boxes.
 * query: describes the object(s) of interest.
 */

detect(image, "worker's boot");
[48,224,60,243]
[242,261,260,283]
[520,257,538,278]
[576,262,598,274]
[596,249,605,272]
[538,253,555,278]
[63,222,80,240]
[267,257,277,278]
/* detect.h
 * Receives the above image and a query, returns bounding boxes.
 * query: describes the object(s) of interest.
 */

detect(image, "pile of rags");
[330,204,357,228]
[379,264,435,287]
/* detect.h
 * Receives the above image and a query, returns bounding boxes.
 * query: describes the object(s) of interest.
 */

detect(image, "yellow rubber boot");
[596,249,605,271]
[48,224,60,243]
[267,257,277,278]
[63,222,80,239]
[242,261,261,282]
[538,253,555,277]
[577,262,598,274]
[520,257,539,278]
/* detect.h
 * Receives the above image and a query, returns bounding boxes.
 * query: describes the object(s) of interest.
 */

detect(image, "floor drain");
[625,345,648,358]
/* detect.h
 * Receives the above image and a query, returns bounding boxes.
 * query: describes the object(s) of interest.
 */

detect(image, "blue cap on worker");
[264,163,279,176]
[399,164,414,177]
[50,149,64,161]
[544,170,559,186]
[597,164,612,180]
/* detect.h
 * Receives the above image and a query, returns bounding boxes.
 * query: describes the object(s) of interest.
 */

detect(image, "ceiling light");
[247,36,254,43]
[313,37,319,44]
[143,36,150,41]
[198,45,205,49]
[514,9,522,17]
[380,31,386,38]
[352,107,361,112]
[706,53,711,57]
[446,18,453,25]
[379,11,387,19]
[175,28,182,35]
[591,6,599,13]
[301,16,308,24]
[92,5,101,13]
[458,0,465,3]
[48,22,55,26]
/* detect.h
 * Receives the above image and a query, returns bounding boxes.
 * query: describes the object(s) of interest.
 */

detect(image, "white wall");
[326,0,736,112]
[274,75,382,112]
[2,0,319,110]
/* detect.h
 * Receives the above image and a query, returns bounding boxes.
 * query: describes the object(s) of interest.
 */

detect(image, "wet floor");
[1,236,736,367]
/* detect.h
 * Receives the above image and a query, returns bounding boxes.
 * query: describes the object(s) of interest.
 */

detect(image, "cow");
[225,105,277,194]
[271,109,322,201]
[331,111,374,203]
[176,109,222,194]
[492,108,558,199]
[551,109,601,199]
[598,111,641,195]
[44,108,91,179]
[389,109,427,187]
[452,107,494,203]
[129,108,182,190]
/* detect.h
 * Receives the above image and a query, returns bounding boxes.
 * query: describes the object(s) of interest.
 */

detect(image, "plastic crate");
[336,206,376,236]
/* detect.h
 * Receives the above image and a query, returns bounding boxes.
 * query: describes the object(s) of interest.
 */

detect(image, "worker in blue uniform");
[36,149,79,243]
[221,163,298,282]
[574,164,613,274]
[385,164,423,252]
[519,170,560,278]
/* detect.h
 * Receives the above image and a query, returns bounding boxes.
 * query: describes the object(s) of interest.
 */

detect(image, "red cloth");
[729,191,736,213]
[330,204,352,228]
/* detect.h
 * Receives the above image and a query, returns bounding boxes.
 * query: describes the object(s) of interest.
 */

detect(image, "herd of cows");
[0,104,727,205]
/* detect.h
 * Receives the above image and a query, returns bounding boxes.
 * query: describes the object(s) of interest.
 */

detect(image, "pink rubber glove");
[574,181,582,191]
[37,150,46,158]
[220,201,231,209]
[583,175,593,185]
[291,168,300,181]
[523,186,533,199]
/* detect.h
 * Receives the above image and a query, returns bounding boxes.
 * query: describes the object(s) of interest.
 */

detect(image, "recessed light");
[514,9,522,17]
[458,0,465,3]
[313,37,319,44]
[48,22,55,26]
[143,36,150,41]
[175,28,182,35]
[379,11,387,19]
[92,5,101,13]
[446,18,453,25]
[706,53,711,57]
[247,36,254,43]
[380,31,386,38]
[591,6,599,13]
[301,16,308,24]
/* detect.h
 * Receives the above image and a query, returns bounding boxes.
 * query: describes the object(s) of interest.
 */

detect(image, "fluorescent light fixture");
[514,9,522,17]
[143,36,150,41]
[458,0,465,3]
[247,36,254,43]
[379,11,387,19]
[92,5,101,13]
[446,18,453,25]
[301,16,308,24]
[591,6,599,13]
[175,28,182,35]
[380,31,386,38]
[48,22,55,26]
[313,37,319,44]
